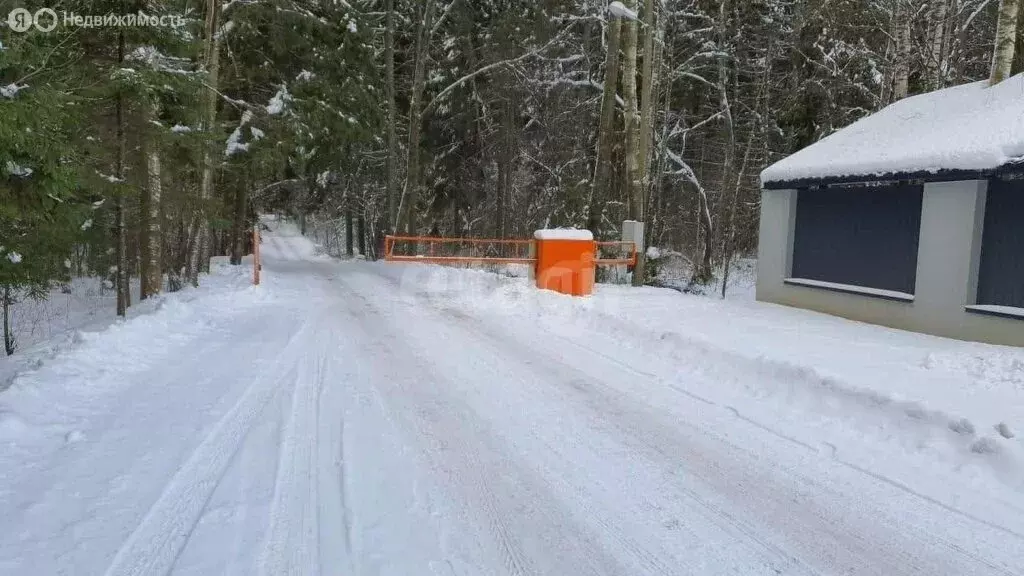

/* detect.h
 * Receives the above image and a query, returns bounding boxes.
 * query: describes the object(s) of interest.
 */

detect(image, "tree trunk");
[587,15,622,235]
[345,207,354,256]
[399,0,436,235]
[142,99,163,298]
[189,0,222,283]
[649,72,673,246]
[116,199,129,316]
[1013,19,1024,75]
[991,0,1021,84]
[115,29,129,317]
[230,176,247,265]
[692,182,714,286]
[3,286,14,356]
[720,126,756,299]
[620,0,643,285]
[385,0,399,232]
[357,212,366,256]
[929,0,949,89]
[496,74,515,240]
[632,0,659,285]
[893,3,911,100]
[713,2,736,288]
[721,40,772,299]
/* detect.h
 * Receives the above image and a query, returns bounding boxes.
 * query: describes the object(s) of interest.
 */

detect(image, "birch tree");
[929,0,951,89]
[619,0,643,285]
[588,9,623,234]
[142,98,162,299]
[991,0,1021,83]
[188,0,222,285]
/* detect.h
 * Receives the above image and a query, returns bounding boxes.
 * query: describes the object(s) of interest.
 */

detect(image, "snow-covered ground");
[1,220,1022,575]
[646,249,757,299]
[3,278,137,354]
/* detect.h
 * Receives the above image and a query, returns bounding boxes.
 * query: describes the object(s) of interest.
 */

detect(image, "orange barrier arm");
[384,235,536,265]
[595,241,638,266]
[383,235,637,268]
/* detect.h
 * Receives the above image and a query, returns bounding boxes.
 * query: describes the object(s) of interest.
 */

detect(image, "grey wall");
[756,181,1024,348]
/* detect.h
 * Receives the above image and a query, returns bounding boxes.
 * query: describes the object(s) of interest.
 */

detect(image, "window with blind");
[790,184,924,296]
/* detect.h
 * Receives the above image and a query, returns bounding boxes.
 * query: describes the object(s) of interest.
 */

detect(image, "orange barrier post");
[534,230,596,296]
[253,226,261,286]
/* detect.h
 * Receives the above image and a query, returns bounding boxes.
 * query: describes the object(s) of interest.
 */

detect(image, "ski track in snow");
[103,320,314,576]
[1,220,1023,575]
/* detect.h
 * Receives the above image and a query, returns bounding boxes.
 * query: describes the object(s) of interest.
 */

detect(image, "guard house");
[757,74,1024,347]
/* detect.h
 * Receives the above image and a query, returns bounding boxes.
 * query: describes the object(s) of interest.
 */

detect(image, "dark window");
[977,178,1024,308]
[791,184,923,294]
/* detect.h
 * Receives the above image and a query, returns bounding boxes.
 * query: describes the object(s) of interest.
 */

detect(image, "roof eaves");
[760,163,1024,190]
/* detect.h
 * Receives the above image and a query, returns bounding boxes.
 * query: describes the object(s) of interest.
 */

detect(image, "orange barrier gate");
[384,235,535,265]
[384,232,638,297]
[595,241,639,266]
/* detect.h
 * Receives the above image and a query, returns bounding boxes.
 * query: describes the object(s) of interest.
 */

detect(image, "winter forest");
[2,0,1022,353]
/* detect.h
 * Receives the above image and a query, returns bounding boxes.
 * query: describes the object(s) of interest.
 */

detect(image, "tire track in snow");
[340,284,536,575]
[336,280,551,575]
[257,319,327,576]
[433,286,1024,575]
[515,317,1024,567]
[315,343,355,576]
[337,272,637,576]
[414,296,805,574]
[348,268,749,574]
[358,265,1020,575]
[101,320,314,576]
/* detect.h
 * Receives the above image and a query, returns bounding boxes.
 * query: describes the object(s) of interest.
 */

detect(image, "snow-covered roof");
[533,228,594,241]
[761,74,1024,187]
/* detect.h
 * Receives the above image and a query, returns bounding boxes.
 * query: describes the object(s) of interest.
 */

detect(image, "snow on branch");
[251,178,304,198]
[5,161,33,178]
[431,0,458,37]
[216,20,235,41]
[608,1,638,21]
[222,0,258,13]
[1,83,27,99]
[539,78,624,107]
[127,45,194,74]
[225,110,254,156]
[421,22,579,121]
[665,147,695,179]
[266,84,291,115]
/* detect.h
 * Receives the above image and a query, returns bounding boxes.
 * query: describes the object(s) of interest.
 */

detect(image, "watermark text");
[7,8,185,32]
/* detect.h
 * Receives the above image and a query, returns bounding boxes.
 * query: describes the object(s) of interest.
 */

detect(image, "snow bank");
[0,258,262,401]
[762,73,1024,184]
[533,228,594,241]
[372,261,1024,490]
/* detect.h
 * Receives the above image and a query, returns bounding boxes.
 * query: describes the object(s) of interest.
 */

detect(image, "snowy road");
[1,224,1023,575]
